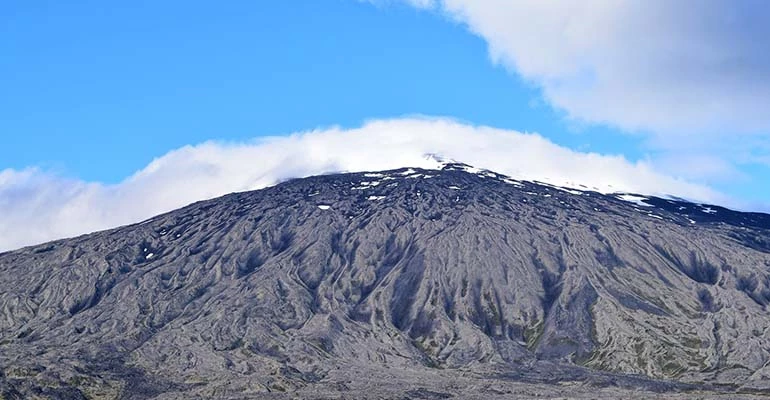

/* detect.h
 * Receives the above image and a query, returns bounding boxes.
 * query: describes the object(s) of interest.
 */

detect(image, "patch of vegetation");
[523,320,544,350]
[483,291,501,322]
[661,361,685,377]
[270,383,286,392]
[413,339,442,369]
[681,336,702,349]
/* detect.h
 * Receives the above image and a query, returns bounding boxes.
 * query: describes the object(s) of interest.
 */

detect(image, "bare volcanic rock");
[1,163,770,399]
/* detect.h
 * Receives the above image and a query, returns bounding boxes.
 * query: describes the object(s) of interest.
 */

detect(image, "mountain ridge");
[2,155,760,256]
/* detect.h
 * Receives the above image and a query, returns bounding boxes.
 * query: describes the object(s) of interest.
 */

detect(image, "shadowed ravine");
[1,163,770,399]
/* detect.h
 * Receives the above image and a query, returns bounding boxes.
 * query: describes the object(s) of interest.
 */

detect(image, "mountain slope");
[1,163,770,399]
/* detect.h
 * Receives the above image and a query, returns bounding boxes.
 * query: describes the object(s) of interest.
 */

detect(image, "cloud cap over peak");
[0,118,724,252]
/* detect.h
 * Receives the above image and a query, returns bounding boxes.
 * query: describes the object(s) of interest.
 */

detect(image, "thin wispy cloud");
[0,118,724,252]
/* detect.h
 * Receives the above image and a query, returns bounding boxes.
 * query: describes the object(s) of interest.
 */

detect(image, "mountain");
[1,162,770,399]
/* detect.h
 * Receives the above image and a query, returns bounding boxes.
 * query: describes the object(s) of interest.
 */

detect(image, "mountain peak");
[411,152,626,197]
[1,166,770,398]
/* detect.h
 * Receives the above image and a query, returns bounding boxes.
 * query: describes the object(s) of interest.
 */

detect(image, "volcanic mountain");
[2,162,770,399]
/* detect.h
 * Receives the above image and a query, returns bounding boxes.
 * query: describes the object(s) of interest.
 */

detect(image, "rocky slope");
[1,162,770,399]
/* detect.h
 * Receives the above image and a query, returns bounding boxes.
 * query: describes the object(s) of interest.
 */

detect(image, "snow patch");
[352,180,382,190]
[616,194,652,207]
[317,205,331,210]
[559,188,584,195]
[503,178,524,187]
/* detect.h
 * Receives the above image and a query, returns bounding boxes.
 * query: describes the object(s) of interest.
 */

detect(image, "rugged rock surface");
[1,162,770,399]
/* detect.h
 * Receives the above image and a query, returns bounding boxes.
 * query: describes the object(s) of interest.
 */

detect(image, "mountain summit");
[1,163,770,399]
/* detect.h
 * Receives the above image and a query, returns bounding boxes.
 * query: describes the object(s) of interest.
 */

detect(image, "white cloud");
[651,153,746,183]
[0,118,726,252]
[395,0,770,138]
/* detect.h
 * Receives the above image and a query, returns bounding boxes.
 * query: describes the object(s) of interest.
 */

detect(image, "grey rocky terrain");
[1,162,770,399]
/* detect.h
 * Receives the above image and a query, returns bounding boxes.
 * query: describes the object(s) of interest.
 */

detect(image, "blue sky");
[2,0,770,250]
[2,0,645,182]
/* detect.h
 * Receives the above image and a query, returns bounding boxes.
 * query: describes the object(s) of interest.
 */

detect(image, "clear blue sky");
[1,0,766,204]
